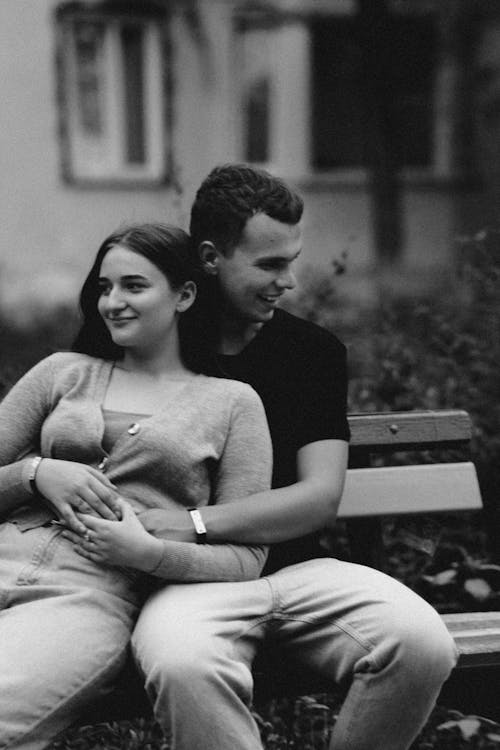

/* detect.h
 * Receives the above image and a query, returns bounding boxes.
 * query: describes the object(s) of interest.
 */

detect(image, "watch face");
[188,508,207,540]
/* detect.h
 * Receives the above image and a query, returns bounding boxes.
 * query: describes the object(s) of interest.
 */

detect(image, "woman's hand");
[62,498,163,573]
[35,458,120,535]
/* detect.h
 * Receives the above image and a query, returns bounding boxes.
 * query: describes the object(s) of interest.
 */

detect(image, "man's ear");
[199,242,219,276]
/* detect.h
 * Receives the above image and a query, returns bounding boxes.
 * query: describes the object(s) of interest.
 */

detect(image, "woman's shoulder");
[28,351,105,385]
[39,351,102,371]
[197,374,263,409]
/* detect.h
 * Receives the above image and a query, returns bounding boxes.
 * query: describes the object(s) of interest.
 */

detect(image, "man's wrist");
[187,507,207,543]
[22,456,44,495]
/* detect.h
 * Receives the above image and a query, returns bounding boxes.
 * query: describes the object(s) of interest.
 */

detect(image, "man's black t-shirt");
[208,309,350,575]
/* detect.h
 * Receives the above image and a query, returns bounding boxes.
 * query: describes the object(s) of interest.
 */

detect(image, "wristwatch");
[28,456,43,495]
[187,507,207,543]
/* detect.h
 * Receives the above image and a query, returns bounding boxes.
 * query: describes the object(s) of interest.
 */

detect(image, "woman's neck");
[120,345,188,378]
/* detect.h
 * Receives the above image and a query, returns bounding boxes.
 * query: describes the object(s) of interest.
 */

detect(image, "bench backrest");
[339,409,483,519]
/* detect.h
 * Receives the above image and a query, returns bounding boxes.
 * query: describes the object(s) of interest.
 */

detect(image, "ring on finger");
[84,531,92,543]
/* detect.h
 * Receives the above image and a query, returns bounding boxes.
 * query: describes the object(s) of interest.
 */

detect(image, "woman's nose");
[105,287,127,310]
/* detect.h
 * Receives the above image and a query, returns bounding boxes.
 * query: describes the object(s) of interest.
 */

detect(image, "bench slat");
[348,410,471,450]
[338,462,482,517]
[442,613,500,668]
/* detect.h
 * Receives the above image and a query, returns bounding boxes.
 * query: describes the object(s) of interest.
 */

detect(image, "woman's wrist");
[138,536,164,574]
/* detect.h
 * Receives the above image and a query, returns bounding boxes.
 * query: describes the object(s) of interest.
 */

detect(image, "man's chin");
[253,308,275,323]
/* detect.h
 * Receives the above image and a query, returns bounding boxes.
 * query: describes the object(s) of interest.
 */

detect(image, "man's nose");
[276,267,296,290]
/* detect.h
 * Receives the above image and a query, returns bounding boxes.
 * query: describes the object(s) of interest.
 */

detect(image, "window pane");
[121,24,146,164]
[244,76,270,163]
[74,21,105,135]
[312,17,366,170]
[390,14,437,167]
[311,13,437,170]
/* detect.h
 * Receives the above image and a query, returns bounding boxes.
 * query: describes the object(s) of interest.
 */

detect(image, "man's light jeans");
[0,522,139,750]
[133,557,458,750]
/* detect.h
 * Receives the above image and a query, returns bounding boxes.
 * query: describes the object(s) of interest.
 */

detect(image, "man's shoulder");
[269,309,346,356]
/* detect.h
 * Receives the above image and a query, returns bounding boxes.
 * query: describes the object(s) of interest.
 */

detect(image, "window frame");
[234,2,462,185]
[54,2,172,188]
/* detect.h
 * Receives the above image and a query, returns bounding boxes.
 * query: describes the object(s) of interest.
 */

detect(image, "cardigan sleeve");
[148,384,273,582]
[0,356,55,515]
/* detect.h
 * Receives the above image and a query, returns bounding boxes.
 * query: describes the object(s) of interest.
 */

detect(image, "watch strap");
[187,507,207,543]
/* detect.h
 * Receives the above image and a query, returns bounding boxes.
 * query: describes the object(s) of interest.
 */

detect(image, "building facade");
[0,0,488,325]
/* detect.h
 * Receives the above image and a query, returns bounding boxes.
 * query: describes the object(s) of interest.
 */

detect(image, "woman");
[0,224,272,750]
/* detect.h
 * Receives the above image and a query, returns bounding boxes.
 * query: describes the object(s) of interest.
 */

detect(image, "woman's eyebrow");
[98,274,148,282]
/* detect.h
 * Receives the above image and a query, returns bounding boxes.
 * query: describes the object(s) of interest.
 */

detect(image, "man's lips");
[258,295,282,304]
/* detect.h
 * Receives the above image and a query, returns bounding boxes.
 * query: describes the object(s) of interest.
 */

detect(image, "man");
[133,164,457,750]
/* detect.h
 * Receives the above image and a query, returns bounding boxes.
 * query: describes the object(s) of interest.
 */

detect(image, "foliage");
[4,232,500,748]
[48,700,500,750]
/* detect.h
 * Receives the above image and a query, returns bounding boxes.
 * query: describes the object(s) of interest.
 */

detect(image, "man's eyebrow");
[255,250,302,263]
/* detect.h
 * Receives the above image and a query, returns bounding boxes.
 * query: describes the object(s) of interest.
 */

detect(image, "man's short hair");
[190,163,304,254]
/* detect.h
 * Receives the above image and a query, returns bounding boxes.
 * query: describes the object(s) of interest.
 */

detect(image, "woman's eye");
[126,283,144,291]
[98,285,110,296]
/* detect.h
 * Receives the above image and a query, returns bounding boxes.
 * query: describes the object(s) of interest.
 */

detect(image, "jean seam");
[16,528,60,586]
[2,644,129,749]
[272,612,384,671]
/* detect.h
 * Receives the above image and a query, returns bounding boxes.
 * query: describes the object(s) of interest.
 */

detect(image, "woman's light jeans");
[133,557,458,750]
[0,521,139,750]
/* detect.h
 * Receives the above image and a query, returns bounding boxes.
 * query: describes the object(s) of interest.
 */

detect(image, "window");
[311,10,438,172]
[234,3,449,180]
[55,2,169,185]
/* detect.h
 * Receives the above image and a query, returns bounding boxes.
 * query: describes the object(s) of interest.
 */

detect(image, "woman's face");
[97,245,194,354]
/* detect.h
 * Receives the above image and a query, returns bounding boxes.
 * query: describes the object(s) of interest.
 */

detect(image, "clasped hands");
[35,458,163,572]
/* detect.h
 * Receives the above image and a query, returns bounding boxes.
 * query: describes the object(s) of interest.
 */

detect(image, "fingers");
[57,505,87,536]
[77,512,109,531]
[61,527,105,564]
[79,478,120,519]
[86,466,118,487]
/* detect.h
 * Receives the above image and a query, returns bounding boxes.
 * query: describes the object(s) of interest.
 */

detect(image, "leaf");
[422,569,457,586]
[464,577,492,601]
[437,717,481,740]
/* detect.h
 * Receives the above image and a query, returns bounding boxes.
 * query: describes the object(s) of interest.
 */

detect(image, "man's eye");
[259,263,280,271]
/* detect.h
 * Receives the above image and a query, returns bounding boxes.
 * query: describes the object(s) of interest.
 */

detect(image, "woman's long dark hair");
[72,223,215,372]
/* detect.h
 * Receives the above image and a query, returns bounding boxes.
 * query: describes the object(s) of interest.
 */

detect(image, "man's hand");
[137,507,195,541]
[62,499,163,573]
[35,458,121,535]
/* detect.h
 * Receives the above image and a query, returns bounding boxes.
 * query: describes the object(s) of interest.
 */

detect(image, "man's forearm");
[139,440,348,545]
[139,482,341,545]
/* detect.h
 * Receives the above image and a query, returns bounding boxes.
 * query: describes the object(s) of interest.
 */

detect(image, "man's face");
[214,212,302,327]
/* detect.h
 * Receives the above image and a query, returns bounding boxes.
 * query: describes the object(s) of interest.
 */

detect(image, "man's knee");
[385,608,458,688]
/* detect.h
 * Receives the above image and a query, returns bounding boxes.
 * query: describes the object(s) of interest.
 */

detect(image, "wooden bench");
[342,408,500,672]
[74,408,500,728]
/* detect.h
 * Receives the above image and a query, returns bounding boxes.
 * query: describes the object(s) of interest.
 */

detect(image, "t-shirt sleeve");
[293,336,350,449]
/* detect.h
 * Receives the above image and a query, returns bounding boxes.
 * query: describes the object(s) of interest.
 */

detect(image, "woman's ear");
[199,242,219,276]
[176,281,197,313]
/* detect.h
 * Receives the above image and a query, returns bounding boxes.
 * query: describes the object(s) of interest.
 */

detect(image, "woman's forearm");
[149,539,268,582]
[0,458,37,519]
